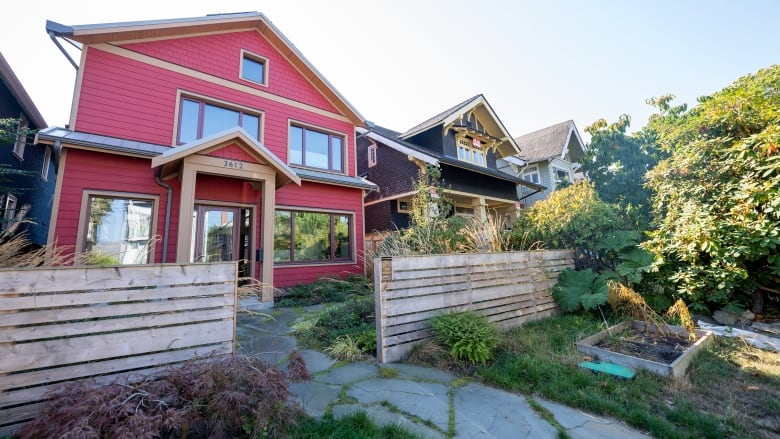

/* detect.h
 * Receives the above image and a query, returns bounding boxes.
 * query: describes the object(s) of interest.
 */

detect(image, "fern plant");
[429,311,498,363]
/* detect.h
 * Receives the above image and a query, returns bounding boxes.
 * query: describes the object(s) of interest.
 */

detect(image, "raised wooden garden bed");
[575,320,715,379]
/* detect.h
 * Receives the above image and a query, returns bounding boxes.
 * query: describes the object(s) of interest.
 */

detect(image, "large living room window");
[289,125,344,172]
[273,209,351,263]
[178,98,261,144]
[84,194,156,264]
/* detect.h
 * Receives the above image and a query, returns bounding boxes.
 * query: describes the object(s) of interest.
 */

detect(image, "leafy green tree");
[643,65,780,313]
[0,118,37,196]
[511,181,625,250]
[583,114,662,229]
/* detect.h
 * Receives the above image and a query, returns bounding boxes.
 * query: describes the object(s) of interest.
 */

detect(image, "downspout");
[154,168,172,263]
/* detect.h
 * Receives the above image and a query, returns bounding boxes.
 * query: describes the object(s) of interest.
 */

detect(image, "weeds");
[324,335,364,361]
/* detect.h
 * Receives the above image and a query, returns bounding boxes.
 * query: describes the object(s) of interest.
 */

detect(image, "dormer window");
[456,137,486,167]
[240,50,268,86]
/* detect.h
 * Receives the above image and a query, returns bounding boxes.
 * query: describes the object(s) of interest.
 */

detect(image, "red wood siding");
[75,47,356,176]
[53,148,179,263]
[274,181,365,287]
[121,31,339,113]
[205,143,258,162]
[58,27,366,289]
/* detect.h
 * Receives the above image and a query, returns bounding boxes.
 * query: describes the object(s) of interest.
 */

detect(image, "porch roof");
[292,166,377,190]
[151,127,300,188]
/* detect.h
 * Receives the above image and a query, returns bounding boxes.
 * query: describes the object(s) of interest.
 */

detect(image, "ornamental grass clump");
[430,311,498,363]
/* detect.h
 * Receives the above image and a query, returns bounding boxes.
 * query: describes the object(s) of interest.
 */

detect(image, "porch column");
[176,163,197,263]
[472,197,487,222]
[260,180,275,302]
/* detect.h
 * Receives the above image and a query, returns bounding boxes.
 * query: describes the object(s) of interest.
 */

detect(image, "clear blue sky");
[1,0,777,139]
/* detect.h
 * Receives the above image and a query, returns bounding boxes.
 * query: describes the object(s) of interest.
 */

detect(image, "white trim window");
[240,50,268,86]
[41,147,51,181]
[2,194,17,231]
[456,137,486,167]
[552,166,571,187]
[523,166,540,184]
[12,116,28,161]
[368,144,377,168]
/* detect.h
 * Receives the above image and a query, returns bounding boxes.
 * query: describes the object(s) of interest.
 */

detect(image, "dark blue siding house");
[0,52,53,245]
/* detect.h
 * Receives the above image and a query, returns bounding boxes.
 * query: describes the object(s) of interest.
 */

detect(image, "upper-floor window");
[2,194,17,231]
[178,98,261,144]
[368,144,377,167]
[240,51,268,86]
[456,137,486,167]
[41,147,51,181]
[289,124,344,172]
[12,116,28,160]
[523,166,540,184]
[552,166,571,187]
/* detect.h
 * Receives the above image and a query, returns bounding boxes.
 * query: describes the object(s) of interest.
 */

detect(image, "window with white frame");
[12,116,28,160]
[456,137,486,167]
[368,144,377,167]
[41,147,51,181]
[523,166,540,184]
[552,166,571,187]
[240,51,268,86]
[2,194,17,231]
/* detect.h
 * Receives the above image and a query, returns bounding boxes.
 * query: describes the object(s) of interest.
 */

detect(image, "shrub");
[312,297,375,346]
[429,311,498,363]
[323,335,364,361]
[275,274,372,307]
[17,355,309,439]
[511,181,625,250]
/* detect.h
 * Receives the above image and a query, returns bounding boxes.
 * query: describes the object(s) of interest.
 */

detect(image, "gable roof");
[514,120,585,163]
[397,94,521,157]
[0,52,47,128]
[359,124,545,191]
[45,12,364,126]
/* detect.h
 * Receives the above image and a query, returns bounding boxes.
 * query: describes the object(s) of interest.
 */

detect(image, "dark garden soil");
[597,328,695,364]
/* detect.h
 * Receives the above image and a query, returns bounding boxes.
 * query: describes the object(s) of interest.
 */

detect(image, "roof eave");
[0,53,48,128]
[46,13,365,127]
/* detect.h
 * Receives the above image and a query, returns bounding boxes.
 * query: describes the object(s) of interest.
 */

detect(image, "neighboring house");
[357,94,544,243]
[497,120,586,206]
[35,13,375,302]
[0,52,53,245]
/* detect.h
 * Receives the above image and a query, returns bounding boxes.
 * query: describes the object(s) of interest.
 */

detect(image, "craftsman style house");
[36,13,374,302]
[357,94,544,243]
[497,120,586,206]
[0,52,52,245]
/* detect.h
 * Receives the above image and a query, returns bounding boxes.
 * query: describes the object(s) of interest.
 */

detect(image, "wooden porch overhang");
[150,127,300,188]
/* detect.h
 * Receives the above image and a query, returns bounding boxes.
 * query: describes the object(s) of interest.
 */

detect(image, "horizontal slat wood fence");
[375,250,573,363]
[0,263,237,435]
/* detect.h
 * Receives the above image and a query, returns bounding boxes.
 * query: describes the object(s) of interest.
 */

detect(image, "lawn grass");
[287,411,421,439]
[476,313,779,439]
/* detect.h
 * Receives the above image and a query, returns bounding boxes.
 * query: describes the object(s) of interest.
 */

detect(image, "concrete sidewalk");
[237,302,648,439]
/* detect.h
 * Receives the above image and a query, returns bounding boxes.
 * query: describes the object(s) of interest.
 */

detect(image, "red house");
[36,13,375,303]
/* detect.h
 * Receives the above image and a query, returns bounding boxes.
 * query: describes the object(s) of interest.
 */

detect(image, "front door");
[192,205,251,277]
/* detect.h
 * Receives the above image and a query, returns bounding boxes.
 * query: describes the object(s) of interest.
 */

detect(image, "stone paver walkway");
[237,300,648,438]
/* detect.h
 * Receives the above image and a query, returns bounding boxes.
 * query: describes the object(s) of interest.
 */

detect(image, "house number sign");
[222,160,245,170]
